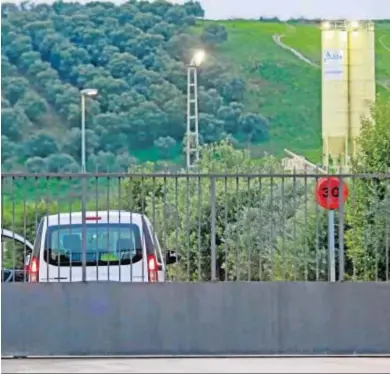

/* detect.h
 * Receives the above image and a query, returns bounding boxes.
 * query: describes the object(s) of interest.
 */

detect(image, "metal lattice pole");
[186,65,200,169]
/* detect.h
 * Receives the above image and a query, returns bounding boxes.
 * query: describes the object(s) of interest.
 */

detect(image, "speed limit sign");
[315,177,349,210]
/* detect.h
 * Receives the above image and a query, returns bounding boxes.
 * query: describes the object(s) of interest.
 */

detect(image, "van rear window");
[44,223,143,267]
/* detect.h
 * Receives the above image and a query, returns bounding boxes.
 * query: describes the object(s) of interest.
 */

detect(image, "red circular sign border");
[315,177,349,210]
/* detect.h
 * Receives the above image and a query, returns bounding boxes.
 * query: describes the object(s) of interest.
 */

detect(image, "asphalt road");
[2,357,390,373]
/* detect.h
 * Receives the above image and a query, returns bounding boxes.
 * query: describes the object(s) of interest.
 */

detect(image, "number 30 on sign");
[315,177,349,210]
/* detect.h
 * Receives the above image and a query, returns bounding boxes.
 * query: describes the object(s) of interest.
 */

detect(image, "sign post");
[315,177,349,282]
[328,209,336,282]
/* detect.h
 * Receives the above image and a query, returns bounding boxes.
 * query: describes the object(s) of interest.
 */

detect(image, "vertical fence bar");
[130,177,136,282]
[258,175,263,281]
[281,176,286,280]
[106,176,111,281]
[56,176,61,283]
[44,178,50,283]
[210,176,217,281]
[22,178,27,282]
[81,174,87,282]
[1,176,4,282]
[338,175,345,281]
[162,175,167,276]
[270,174,275,280]
[386,175,390,282]
[95,176,99,282]
[292,171,297,280]
[118,176,122,283]
[374,181,380,282]
[69,176,74,283]
[303,174,309,281]
[363,179,369,281]
[197,175,202,280]
[185,175,190,281]
[247,177,252,281]
[174,176,179,281]
[129,176,134,283]
[224,176,229,281]
[314,172,321,281]
[11,176,16,282]
[351,175,357,281]
[141,175,146,282]
[235,175,240,280]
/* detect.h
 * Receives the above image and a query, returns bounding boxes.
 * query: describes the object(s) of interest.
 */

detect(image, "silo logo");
[323,49,343,80]
[323,50,343,64]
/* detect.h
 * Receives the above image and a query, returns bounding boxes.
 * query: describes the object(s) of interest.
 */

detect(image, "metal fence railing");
[1,172,389,282]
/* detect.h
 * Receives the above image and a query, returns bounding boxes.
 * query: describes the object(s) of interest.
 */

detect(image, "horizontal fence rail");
[1,173,390,282]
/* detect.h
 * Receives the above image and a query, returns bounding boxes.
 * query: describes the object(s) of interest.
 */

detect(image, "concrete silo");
[347,21,376,158]
[321,21,350,168]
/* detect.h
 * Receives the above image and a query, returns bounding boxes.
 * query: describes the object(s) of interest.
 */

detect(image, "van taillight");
[85,216,101,221]
[28,256,39,282]
[147,254,158,282]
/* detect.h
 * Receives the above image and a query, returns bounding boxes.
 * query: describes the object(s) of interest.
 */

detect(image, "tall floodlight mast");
[186,50,205,169]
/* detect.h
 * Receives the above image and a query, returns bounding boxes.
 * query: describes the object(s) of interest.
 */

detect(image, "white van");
[25,211,176,283]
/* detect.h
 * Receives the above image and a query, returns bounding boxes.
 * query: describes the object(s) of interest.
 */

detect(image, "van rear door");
[38,222,147,282]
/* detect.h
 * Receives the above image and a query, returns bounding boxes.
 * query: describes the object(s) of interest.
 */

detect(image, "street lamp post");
[186,50,205,169]
[79,88,98,282]
[80,88,98,173]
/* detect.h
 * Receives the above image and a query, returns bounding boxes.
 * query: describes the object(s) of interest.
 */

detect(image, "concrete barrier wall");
[2,282,390,356]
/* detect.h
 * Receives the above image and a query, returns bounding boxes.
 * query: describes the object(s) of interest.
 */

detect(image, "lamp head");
[81,88,98,97]
[191,50,205,66]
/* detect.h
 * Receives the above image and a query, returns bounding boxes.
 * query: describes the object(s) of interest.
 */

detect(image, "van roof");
[44,211,144,226]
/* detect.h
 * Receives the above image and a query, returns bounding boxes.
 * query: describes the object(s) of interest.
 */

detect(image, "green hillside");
[205,20,390,162]
[1,1,390,171]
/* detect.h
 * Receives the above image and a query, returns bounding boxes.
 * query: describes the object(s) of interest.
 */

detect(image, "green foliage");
[118,141,320,281]
[23,132,59,158]
[154,136,177,159]
[346,97,390,280]
[201,24,228,46]
[1,107,32,140]
[1,1,269,172]
[3,6,389,170]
